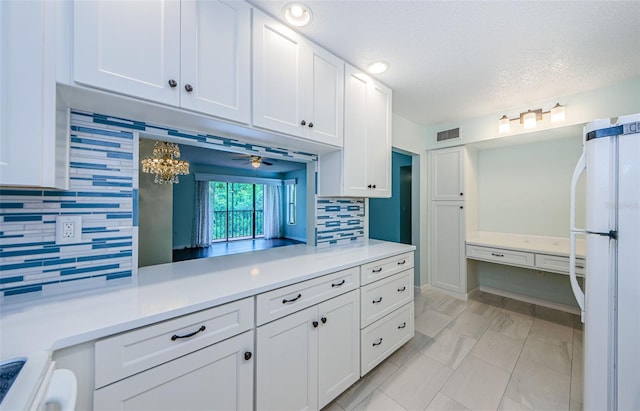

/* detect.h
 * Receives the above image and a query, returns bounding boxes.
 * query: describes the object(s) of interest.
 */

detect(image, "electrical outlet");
[56,216,82,244]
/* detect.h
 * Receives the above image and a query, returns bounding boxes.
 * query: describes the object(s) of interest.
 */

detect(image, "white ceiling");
[249,0,640,127]
[178,143,307,173]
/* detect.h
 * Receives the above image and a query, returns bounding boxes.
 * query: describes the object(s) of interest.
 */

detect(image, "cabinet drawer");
[361,252,413,286]
[466,245,534,268]
[361,302,414,376]
[95,297,253,388]
[361,269,413,328]
[536,254,586,276]
[256,267,359,326]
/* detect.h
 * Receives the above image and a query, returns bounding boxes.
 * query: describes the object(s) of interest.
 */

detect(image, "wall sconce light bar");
[498,103,566,134]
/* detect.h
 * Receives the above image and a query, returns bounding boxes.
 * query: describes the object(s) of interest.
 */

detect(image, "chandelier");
[141,141,190,184]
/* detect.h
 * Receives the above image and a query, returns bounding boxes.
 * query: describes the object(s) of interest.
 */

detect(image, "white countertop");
[466,231,586,257]
[0,240,414,410]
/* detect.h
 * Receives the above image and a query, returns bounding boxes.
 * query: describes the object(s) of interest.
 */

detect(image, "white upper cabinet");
[432,146,465,201]
[0,0,69,189]
[74,0,250,123]
[180,0,251,123]
[318,64,392,198]
[74,0,181,106]
[253,10,344,146]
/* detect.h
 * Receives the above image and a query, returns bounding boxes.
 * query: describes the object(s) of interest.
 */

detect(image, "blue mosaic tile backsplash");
[1,108,362,302]
[316,198,365,246]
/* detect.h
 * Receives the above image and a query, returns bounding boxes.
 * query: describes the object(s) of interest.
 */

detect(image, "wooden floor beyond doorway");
[172,238,305,262]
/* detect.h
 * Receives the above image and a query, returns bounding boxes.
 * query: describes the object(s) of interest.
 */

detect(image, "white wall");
[139,139,173,267]
[476,135,585,237]
[391,113,428,287]
[425,77,640,150]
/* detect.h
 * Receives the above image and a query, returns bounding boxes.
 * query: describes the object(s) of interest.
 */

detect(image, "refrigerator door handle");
[570,150,586,320]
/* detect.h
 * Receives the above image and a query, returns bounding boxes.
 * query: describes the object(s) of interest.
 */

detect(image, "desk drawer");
[95,297,253,388]
[256,267,359,326]
[536,254,586,276]
[466,245,534,268]
[361,302,414,376]
[361,252,413,286]
[361,269,413,328]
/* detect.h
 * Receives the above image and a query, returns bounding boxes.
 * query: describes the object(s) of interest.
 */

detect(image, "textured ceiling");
[178,144,306,173]
[249,0,640,127]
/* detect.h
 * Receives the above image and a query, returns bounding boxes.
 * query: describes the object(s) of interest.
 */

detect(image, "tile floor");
[324,289,583,411]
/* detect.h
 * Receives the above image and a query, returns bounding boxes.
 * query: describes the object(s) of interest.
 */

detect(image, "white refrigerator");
[569,113,640,411]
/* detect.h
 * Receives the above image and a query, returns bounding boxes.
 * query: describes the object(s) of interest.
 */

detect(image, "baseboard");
[418,284,473,301]
[284,236,307,243]
[479,285,580,315]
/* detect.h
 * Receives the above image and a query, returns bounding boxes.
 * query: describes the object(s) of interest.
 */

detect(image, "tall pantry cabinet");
[429,146,478,297]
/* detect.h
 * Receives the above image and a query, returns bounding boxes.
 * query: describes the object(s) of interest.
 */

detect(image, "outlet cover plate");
[55,215,82,245]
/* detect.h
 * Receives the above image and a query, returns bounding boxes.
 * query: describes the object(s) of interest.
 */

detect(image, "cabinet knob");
[460,192,464,196]
[185,84,193,92]
[300,120,306,126]
[308,122,313,128]
[367,184,372,189]
[244,352,252,361]
[312,321,319,328]
[460,206,464,209]
[168,79,177,88]
[321,316,327,324]
[372,184,376,189]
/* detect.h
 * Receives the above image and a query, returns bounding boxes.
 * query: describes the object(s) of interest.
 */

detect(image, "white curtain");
[263,184,283,239]
[192,181,212,247]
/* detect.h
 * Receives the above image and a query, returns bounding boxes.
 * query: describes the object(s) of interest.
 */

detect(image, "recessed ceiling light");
[283,3,312,27]
[366,61,389,74]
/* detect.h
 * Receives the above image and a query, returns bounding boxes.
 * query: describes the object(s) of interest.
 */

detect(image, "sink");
[0,359,26,404]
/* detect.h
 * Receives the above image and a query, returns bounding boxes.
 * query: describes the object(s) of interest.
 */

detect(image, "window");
[211,182,264,241]
[286,182,296,225]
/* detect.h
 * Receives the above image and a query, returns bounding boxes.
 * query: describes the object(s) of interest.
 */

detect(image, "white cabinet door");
[317,290,360,409]
[74,0,181,105]
[0,0,68,189]
[432,147,465,201]
[364,80,392,197]
[335,64,392,198]
[431,201,466,293]
[180,0,250,123]
[303,44,344,146]
[252,10,304,137]
[341,66,369,196]
[257,306,318,411]
[94,330,254,411]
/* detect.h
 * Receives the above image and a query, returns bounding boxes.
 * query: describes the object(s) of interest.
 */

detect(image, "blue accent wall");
[369,151,412,242]
[283,169,307,242]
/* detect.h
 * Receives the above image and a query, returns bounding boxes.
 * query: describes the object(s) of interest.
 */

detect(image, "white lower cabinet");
[94,330,254,411]
[257,290,360,411]
[431,201,468,294]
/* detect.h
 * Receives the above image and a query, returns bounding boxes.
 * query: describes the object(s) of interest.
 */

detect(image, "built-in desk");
[465,231,586,313]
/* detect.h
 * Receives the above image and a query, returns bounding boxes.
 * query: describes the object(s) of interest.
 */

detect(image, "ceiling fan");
[232,155,275,168]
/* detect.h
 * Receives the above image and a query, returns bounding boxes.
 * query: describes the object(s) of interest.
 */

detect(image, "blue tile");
[133,189,139,227]
[0,241,55,249]
[3,215,42,222]
[61,264,120,276]
[61,203,120,209]
[0,276,23,284]
[76,251,132,262]
[72,124,136,137]
[4,285,42,296]
[43,191,77,197]
[42,257,77,266]
[77,192,133,198]
[106,213,133,219]
[92,181,132,188]
[0,189,43,196]
[107,152,133,160]
[0,247,60,258]
[106,270,132,280]
[70,136,121,148]
[0,203,24,209]
[92,242,132,249]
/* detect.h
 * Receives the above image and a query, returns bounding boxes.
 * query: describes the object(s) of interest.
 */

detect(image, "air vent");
[436,128,460,142]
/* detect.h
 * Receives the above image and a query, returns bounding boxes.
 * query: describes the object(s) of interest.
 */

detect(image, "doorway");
[369,151,412,243]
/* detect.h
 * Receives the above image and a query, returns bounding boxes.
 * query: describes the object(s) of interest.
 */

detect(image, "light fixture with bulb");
[283,3,312,27]
[366,61,389,74]
[497,103,566,134]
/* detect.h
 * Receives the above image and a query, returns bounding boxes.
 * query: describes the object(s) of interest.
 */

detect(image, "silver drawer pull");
[171,325,206,341]
[372,267,383,273]
[398,322,406,329]
[372,297,383,304]
[397,286,406,292]
[331,279,346,288]
[491,252,504,257]
[282,293,302,304]
[575,265,584,269]
[397,259,406,265]
[372,338,383,347]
